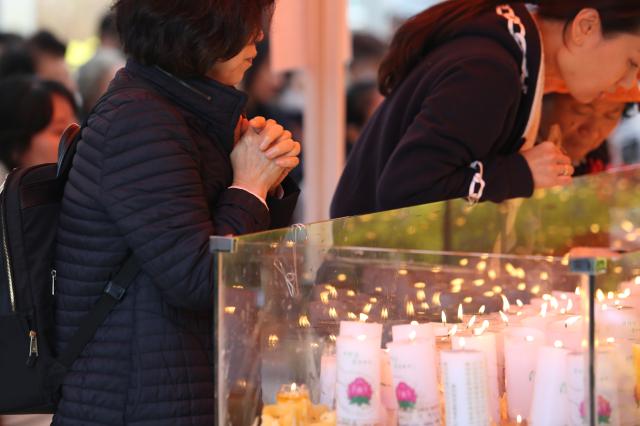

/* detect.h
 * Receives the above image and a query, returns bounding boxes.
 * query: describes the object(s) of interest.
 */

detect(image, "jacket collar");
[123,59,248,153]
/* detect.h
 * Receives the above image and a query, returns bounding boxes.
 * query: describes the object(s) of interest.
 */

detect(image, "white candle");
[596,306,640,342]
[336,334,382,425]
[529,344,569,426]
[503,327,545,421]
[387,337,441,425]
[320,352,337,408]
[392,322,435,342]
[566,352,587,426]
[340,320,383,340]
[451,332,499,424]
[593,348,621,426]
[547,316,584,352]
[440,348,490,426]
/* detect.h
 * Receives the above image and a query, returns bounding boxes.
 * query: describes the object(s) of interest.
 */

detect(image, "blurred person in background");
[77,12,126,118]
[0,76,78,178]
[0,75,77,426]
[346,80,384,156]
[349,32,388,84]
[26,30,76,93]
[539,94,628,176]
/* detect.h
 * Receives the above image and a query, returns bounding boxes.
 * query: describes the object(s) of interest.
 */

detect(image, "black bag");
[0,87,140,414]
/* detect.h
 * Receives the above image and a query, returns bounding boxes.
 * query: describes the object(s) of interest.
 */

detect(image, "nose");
[620,69,638,90]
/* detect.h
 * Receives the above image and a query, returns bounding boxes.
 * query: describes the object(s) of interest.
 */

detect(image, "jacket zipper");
[1,195,15,312]
[51,269,56,295]
[27,330,39,366]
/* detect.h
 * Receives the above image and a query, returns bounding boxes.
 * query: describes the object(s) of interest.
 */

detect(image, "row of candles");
[307,279,640,426]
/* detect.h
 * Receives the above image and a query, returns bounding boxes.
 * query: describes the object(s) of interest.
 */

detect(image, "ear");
[568,8,602,47]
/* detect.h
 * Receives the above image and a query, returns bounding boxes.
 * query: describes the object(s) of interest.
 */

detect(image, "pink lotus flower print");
[348,377,372,406]
[580,395,612,424]
[396,382,417,410]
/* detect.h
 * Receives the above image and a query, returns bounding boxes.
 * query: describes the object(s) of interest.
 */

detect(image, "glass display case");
[211,165,640,426]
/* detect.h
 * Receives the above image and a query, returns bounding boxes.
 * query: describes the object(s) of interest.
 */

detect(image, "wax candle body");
[566,352,587,426]
[320,353,337,408]
[336,335,382,425]
[392,323,435,342]
[440,349,490,426]
[387,339,441,425]
[340,321,383,340]
[503,327,546,421]
[529,345,569,426]
[452,333,500,424]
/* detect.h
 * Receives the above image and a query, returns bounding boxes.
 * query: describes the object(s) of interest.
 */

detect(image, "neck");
[534,15,565,82]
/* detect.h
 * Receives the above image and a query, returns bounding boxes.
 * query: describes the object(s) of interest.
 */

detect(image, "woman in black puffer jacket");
[53,1,300,424]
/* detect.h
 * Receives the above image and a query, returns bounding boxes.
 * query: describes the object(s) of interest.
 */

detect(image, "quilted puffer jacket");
[52,60,299,425]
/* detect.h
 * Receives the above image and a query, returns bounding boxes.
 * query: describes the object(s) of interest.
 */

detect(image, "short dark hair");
[113,0,275,78]
[0,44,36,79]
[99,12,118,41]
[0,76,77,170]
[27,30,67,58]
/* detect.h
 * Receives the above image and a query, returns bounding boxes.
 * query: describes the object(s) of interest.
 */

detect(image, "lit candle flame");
[441,310,447,325]
[409,330,417,341]
[457,304,464,322]
[467,315,477,329]
[329,307,338,319]
[550,297,559,310]
[359,313,368,322]
[596,289,605,302]
[320,291,330,305]
[416,290,426,301]
[268,334,279,347]
[421,302,430,310]
[329,334,337,342]
[326,285,338,298]
[406,301,415,317]
[224,306,236,314]
[479,305,486,315]
[517,415,523,424]
[554,340,564,348]
[459,336,466,349]
[369,297,378,304]
[347,290,356,297]
[449,324,458,337]
[540,302,548,318]
[567,299,574,312]
[363,303,373,314]
[499,310,509,325]
[347,312,357,320]
[564,316,581,328]
[607,291,614,300]
[414,282,426,289]
[291,382,297,392]
[298,315,310,328]
[542,294,551,301]
[525,335,535,342]
[501,294,511,313]
[575,286,581,296]
[516,299,524,308]
[410,320,419,326]
[606,337,615,344]
[381,307,389,320]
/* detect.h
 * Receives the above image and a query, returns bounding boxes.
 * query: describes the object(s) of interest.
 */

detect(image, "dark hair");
[0,44,36,79]
[352,32,387,63]
[99,12,118,41]
[347,80,379,127]
[0,76,77,170]
[379,0,640,96]
[0,32,23,51]
[27,30,67,58]
[113,0,275,78]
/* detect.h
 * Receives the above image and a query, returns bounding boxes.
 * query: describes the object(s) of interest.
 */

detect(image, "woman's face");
[558,10,640,103]
[541,95,625,162]
[20,93,75,168]
[208,32,264,86]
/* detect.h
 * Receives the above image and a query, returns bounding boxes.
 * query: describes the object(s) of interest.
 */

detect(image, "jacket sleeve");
[267,176,300,229]
[376,53,534,210]
[99,97,270,310]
